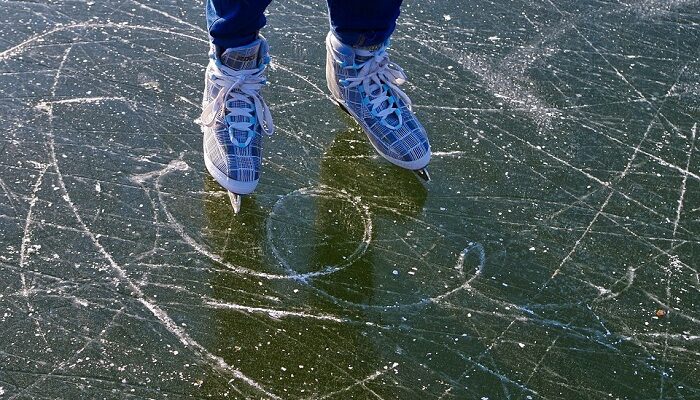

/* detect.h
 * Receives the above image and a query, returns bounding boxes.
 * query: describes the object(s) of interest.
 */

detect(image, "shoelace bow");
[200,59,274,148]
[339,45,411,129]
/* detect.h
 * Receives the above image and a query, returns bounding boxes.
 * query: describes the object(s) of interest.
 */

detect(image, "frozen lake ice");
[0,0,699,398]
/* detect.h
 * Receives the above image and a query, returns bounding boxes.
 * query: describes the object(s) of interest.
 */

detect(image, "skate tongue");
[354,43,383,63]
[361,43,382,51]
[220,39,263,71]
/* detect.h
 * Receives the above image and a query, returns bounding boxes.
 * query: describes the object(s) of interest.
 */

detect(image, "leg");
[326,0,403,46]
[206,0,273,50]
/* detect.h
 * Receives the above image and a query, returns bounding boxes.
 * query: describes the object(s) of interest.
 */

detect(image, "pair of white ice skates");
[200,33,431,213]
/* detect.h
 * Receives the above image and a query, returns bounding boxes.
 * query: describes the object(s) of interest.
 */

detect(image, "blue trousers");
[206,0,403,50]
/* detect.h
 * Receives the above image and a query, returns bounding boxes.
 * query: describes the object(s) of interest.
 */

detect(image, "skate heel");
[331,98,351,115]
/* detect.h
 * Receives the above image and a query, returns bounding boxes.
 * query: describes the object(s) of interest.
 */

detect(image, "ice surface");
[0,0,699,399]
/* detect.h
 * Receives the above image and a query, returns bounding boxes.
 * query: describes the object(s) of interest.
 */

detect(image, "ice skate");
[200,36,273,214]
[325,32,431,181]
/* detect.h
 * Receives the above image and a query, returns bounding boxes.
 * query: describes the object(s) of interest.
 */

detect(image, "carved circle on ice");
[266,186,372,280]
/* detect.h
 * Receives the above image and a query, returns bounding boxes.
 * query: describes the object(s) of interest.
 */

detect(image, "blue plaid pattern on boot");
[325,32,431,171]
[201,37,273,195]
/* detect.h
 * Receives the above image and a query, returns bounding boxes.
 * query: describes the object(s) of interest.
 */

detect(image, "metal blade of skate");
[414,167,431,182]
[228,192,242,214]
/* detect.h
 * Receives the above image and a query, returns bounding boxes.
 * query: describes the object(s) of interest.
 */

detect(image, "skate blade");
[331,99,351,115]
[414,167,431,182]
[228,192,242,214]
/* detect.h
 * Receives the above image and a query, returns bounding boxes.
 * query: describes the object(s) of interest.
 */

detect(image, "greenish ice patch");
[0,0,698,399]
